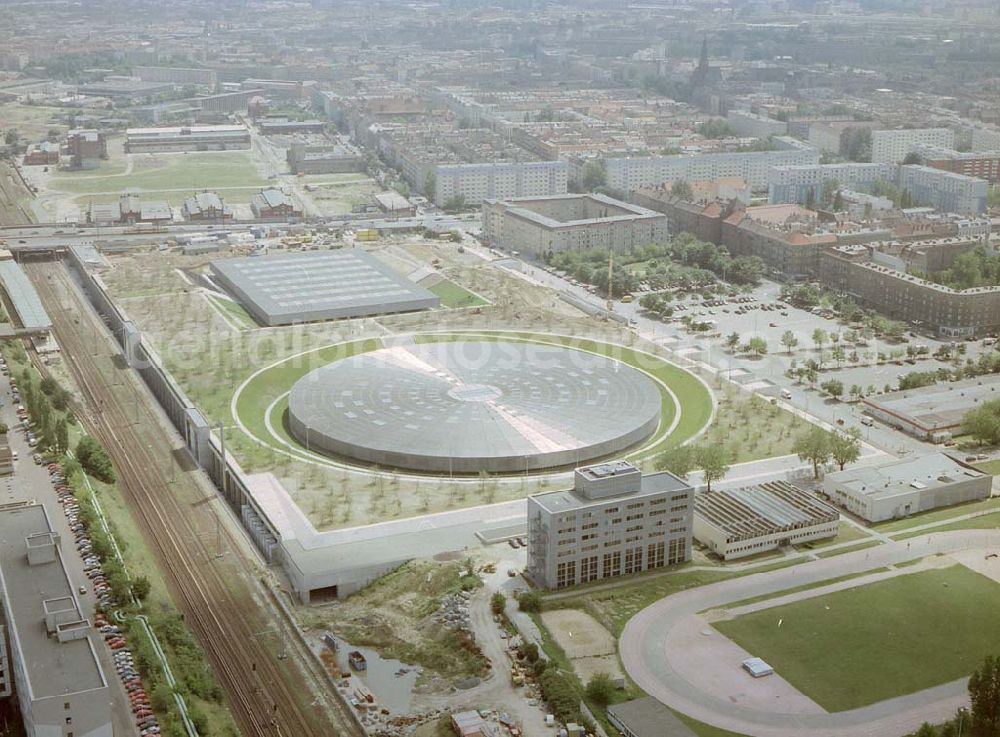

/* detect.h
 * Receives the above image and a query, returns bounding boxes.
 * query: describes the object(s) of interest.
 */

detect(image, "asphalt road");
[619,529,1000,737]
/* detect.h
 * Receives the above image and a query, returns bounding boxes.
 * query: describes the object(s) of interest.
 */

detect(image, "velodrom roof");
[209,250,440,326]
[0,259,51,331]
[287,340,662,473]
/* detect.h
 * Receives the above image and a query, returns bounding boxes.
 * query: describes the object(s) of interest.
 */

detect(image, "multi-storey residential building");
[769,163,988,214]
[134,66,218,87]
[432,161,568,207]
[593,137,819,194]
[721,205,836,279]
[914,144,1000,185]
[971,127,1000,152]
[898,165,988,215]
[768,163,896,205]
[726,109,788,138]
[124,125,251,153]
[871,128,955,164]
[0,504,112,737]
[820,244,1000,337]
[526,461,693,590]
[482,193,668,256]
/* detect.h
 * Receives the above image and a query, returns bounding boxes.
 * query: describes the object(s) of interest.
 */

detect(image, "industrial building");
[862,376,1000,441]
[373,191,416,217]
[482,193,668,256]
[210,249,439,326]
[87,195,172,226]
[0,256,52,332]
[693,481,838,560]
[286,141,365,175]
[250,188,301,220]
[182,192,232,222]
[288,343,661,473]
[64,129,107,170]
[823,453,991,523]
[527,461,693,589]
[0,504,112,737]
[124,124,251,153]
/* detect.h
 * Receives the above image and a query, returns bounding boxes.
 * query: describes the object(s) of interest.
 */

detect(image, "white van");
[861,416,874,427]
[780,389,792,400]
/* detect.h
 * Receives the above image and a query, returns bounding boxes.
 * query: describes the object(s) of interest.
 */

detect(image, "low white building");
[694,481,838,560]
[823,453,991,523]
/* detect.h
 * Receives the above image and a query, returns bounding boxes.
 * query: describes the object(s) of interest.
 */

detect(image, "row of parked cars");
[53,460,161,735]
[95,613,160,736]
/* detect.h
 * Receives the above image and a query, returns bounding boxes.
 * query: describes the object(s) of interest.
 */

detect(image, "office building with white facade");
[693,481,838,560]
[824,453,990,523]
[482,193,668,256]
[871,128,955,164]
[594,137,819,194]
[0,504,112,737]
[526,461,693,589]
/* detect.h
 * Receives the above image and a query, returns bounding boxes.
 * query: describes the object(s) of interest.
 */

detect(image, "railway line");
[25,259,364,737]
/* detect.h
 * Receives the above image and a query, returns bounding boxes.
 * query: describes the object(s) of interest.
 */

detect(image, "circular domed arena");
[286,340,662,473]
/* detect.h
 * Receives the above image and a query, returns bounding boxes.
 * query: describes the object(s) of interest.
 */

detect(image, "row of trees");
[19,368,71,455]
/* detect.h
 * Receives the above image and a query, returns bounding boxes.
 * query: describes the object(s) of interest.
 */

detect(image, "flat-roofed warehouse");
[0,504,112,737]
[862,376,1000,442]
[0,256,51,332]
[124,124,251,153]
[694,480,838,560]
[823,452,991,523]
[209,250,440,326]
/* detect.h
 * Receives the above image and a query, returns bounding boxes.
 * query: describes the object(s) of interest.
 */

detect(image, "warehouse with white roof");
[694,480,838,560]
[823,453,991,523]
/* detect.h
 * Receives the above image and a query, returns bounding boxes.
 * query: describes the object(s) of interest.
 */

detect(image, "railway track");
[26,260,363,737]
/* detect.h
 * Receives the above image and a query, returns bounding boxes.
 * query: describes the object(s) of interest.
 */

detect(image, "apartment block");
[482,193,668,256]
[726,109,788,138]
[433,160,568,207]
[914,144,1000,185]
[898,165,988,215]
[597,137,819,193]
[768,163,896,205]
[526,461,693,590]
[871,128,955,164]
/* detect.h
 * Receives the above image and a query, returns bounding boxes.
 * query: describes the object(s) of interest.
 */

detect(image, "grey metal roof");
[287,340,662,473]
[0,505,106,700]
[531,469,689,513]
[0,259,51,330]
[864,376,1000,432]
[608,697,697,737]
[695,480,837,542]
[826,452,985,502]
[210,250,439,325]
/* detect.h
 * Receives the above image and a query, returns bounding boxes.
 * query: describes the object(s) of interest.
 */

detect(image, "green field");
[893,510,1000,540]
[206,295,258,330]
[875,496,1000,534]
[48,151,267,195]
[428,279,488,308]
[713,565,1000,712]
[73,186,263,208]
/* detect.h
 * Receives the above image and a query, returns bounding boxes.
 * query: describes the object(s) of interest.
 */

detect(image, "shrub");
[490,592,506,616]
[76,435,115,483]
[518,590,542,613]
[584,672,616,706]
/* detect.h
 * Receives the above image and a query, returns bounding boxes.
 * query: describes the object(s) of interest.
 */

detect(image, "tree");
[969,654,1000,737]
[517,591,542,613]
[585,673,616,707]
[725,332,740,352]
[443,193,466,212]
[903,151,924,165]
[781,330,799,354]
[793,427,832,479]
[76,435,115,483]
[812,328,828,351]
[670,180,694,201]
[131,576,152,601]
[913,724,936,737]
[3,129,19,147]
[849,384,863,402]
[54,418,68,454]
[490,591,506,616]
[965,400,1000,446]
[831,345,846,367]
[655,445,696,478]
[745,336,768,356]
[580,160,607,191]
[423,171,436,202]
[698,444,730,491]
[830,428,862,471]
[820,379,844,399]
[805,188,816,210]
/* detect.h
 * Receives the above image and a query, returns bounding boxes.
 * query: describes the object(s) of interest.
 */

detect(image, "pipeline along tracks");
[26,260,364,737]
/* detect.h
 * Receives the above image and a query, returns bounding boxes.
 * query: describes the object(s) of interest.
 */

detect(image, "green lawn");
[713,565,1000,712]
[715,568,891,611]
[49,151,267,195]
[875,496,1000,534]
[206,294,258,330]
[893,510,1000,540]
[428,279,488,308]
[976,459,1000,476]
[814,539,883,558]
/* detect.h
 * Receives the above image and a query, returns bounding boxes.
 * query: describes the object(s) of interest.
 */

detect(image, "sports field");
[713,565,1000,712]
[428,279,488,308]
